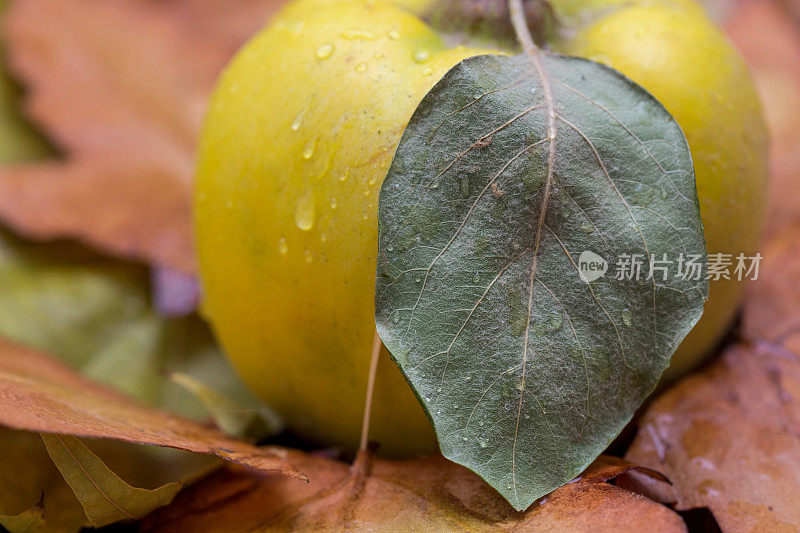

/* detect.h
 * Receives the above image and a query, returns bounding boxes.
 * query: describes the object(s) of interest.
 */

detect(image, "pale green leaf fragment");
[169,371,283,440]
[0,504,45,533]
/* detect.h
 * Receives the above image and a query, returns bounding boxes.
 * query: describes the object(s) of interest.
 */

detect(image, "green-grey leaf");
[375,52,707,510]
[41,434,182,527]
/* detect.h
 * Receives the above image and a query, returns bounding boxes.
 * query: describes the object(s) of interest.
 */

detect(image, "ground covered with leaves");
[0,0,798,531]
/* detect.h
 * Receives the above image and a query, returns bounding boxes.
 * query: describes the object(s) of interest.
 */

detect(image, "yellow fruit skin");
[551,0,768,381]
[195,0,495,455]
[197,0,768,455]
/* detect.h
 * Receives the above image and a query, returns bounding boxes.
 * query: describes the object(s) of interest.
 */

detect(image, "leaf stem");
[359,330,382,452]
[508,0,538,57]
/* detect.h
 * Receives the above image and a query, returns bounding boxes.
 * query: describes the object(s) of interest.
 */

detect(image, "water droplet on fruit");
[320,233,327,243]
[338,168,350,182]
[423,67,433,76]
[355,62,368,73]
[304,249,313,263]
[413,49,430,63]
[294,191,316,231]
[315,43,334,59]
[291,109,306,131]
[621,309,632,327]
[388,29,401,40]
[302,139,316,159]
[342,29,376,39]
[278,237,288,255]
[330,198,337,209]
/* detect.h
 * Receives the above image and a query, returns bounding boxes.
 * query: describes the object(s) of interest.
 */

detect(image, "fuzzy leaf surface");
[376,52,707,510]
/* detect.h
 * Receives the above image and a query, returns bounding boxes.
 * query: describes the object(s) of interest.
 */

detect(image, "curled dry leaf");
[143,449,684,533]
[0,338,305,479]
[0,0,283,274]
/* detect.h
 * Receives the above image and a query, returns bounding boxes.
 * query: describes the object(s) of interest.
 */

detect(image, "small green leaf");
[168,371,283,440]
[376,53,707,510]
[41,434,183,528]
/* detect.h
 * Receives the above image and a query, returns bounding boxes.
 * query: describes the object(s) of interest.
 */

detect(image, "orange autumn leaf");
[0,0,284,274]
[624,342,800,532]
[0,338,305,480]
[143,450,685,532]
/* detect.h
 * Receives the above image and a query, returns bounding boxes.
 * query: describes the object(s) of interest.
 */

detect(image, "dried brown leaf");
[741,228,800,345]
[0,0,283,273]
[625,343,800,532]
[0,338,305,480]
[143,450,685,532]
